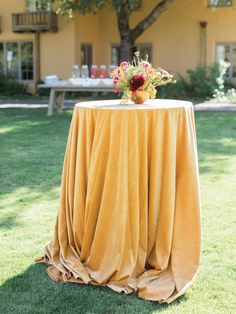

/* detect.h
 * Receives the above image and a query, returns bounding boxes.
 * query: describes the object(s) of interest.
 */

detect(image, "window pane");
[26,0,51,11]
[208,0,232,7]
[21,42,34,81]
[111,44,152,65]
[6,42,19,80]
[231,45,236,78]
[135,44,152,63]
[26,0,36,11]
[111,46,120,65]
[36,0,51,11]
[216,44,231,78]
[0,43,4,73]
[216,44,230,62]
[130,0,142,10]
[81,44,92,69]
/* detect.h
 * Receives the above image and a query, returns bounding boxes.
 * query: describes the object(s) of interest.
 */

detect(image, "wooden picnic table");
[38,80,114,116]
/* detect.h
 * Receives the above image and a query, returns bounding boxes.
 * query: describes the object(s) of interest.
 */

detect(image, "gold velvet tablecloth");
[38,99,201,304]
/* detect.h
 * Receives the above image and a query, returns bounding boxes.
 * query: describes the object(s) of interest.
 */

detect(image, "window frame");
[111,44,120,66]
[110,43,153,66]
[20,41,34,81]
[130,0,142,11]
[81,43,93,69]
[26,0,52,12]
[134,43,153,64]
[208,0,233,7]
[215,42,236,80]
[0,40,34,82]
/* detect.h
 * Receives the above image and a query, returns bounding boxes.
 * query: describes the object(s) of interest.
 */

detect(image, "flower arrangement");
[110,51,175,103]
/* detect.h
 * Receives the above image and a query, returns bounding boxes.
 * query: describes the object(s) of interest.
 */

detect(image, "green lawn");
[0,108,235,314]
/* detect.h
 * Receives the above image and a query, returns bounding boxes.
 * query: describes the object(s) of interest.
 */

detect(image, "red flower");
[130,74,145,92]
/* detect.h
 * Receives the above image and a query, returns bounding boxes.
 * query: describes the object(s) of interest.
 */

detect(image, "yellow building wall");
[0,0,34,41]
[0,0,236,81]
[0,0,77,80]
[75,13,99,65]
[92,0,236,74]
[96,9,120,65]
[40,17,76,80]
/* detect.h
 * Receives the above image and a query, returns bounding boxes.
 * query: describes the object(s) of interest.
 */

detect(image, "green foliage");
[51,0,142,16]
[50,0,173,61]
[0,72,26,96]
[186,64,219,98]
[158,63,220,101]
[36,79,50,97]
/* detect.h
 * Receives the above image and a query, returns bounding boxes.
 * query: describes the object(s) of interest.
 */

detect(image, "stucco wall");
[0,0,76,80]
[92,0,236,74]
[40,17,76,79]
[0,0,236,81]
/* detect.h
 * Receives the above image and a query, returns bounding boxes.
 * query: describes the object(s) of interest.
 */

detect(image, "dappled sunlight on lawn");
[0,186,60,230]
[0,120,51,135]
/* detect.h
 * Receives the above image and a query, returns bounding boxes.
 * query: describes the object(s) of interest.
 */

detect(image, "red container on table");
[99,65,107,78]
[90,65,98,78]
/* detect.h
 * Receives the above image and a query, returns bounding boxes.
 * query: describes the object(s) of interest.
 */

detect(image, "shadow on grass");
[0,108,73,198]
[0,263,187,314]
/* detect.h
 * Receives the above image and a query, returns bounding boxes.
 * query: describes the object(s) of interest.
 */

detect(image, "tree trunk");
[117,0,174,63]
[120,36,134,62]
[116,1,133,62]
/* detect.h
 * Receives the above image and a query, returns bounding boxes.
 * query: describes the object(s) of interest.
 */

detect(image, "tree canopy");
[52,0,146,16]
[50,0,174,61]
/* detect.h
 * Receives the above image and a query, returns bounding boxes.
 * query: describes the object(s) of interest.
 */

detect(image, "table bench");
[38,83,114,116]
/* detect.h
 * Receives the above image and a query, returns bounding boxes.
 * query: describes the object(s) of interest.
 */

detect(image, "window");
[134,44,153,63]
[0,41,34,81]
[81,44,93,69]
[21,42,34,80]
[26,0,51,12]
[111,43,153,65]
[0,43,4,73]
[111,45,120,65]
[216,43,236,79]
[208,0,232,7]
[130,0,142,10]
[6,42,19,79]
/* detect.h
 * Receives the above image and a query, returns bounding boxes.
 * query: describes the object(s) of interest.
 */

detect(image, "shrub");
[158,63,220,101]
[0,72,27,96]
[36,79,50,97]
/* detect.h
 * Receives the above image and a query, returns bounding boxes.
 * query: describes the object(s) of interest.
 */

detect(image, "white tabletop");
[75,99,192,110]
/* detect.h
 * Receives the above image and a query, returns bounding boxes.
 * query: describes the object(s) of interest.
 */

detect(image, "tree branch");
[130,0,174,41]
[116,0,132,39]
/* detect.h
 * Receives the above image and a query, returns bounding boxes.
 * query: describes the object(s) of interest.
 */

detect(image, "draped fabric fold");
[36,100,201,304]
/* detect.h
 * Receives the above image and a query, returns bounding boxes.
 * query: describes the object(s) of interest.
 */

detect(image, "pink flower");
[120,61,128,68]
[130,74,145,92]
[159,68,170,78]
[141,61,151,69]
